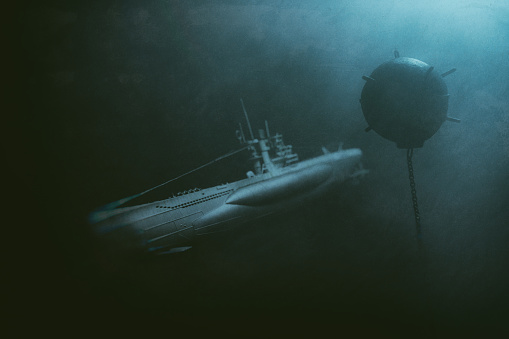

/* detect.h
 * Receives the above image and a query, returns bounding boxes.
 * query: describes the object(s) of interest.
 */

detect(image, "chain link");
[407,148,422,239]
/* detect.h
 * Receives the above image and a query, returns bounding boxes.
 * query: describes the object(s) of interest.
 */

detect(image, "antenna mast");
[240,98,254,140]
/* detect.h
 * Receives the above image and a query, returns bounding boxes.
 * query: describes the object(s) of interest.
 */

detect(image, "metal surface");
[360,57,450,148]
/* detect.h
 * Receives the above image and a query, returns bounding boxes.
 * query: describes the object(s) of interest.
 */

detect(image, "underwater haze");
[9,0,509,335]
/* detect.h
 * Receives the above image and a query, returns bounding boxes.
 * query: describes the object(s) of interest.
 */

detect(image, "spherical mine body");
[360,57,449,148]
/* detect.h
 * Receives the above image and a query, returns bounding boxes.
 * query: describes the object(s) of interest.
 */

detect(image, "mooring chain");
[407,148,422,239]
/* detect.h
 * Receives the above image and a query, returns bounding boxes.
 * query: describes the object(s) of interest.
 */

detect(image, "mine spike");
[446,116,461,123]
[362,75,375,82]
[441,68,456,77]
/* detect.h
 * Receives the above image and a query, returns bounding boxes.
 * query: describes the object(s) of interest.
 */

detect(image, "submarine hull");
[91,149,364,255]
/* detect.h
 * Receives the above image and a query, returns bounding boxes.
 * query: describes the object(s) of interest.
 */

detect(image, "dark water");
[7,0,509,335]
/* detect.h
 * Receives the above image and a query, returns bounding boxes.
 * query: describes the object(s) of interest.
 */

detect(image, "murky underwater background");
[8,0,509,335]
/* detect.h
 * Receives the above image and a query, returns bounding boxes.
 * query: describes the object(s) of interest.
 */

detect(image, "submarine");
[89,103,367,255]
